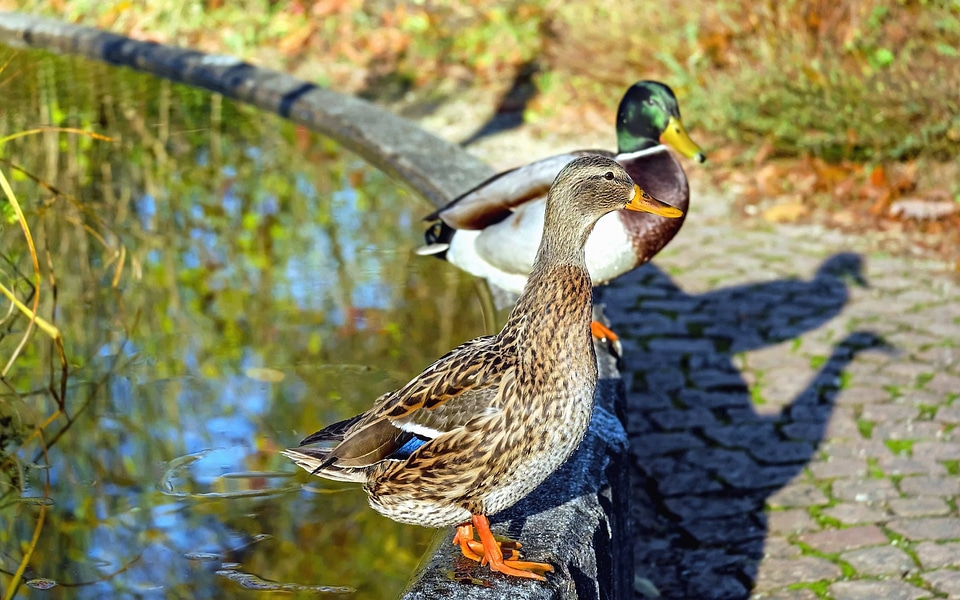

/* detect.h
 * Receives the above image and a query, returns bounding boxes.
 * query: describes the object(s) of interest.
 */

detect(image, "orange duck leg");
[453,515,554,581]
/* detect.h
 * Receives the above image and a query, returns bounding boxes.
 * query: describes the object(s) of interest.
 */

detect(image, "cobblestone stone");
[798,526,889,553]
[655,471,726,496]
[748,442,816,465]
[780,422,825,442]
[767,484,829,508]
[821,502,888,525]
[878,455,947,476]
[828,580,931,600]
[767,509,817,534]
[823,412,863,438]
[913,441,960,461]
[861,403,921,421]
[938,404,960,423]
[840,545,915,576]
[915,541,960,569]
[887,517,960,541]
[887,496,952,517]
[664,494,759,520]
[832,478,900,502]
[753,556,841,592]
[873,420,948,440]
[763,537,803,558]
[638,368,687,393]
[648,408,716,430]
[925,373,960,396]
[686,571,750,600]
[922,570,960,597]
[632,432,705,455]
[684,514,767,545]
[833,385,889,406]
[821,439,893,459]
[750,589,819,600]
[808,457,868,479]
[690,368,748,390]
[898,475,960,496]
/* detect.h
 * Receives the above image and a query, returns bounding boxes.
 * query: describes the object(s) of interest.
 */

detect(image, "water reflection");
[0,46,486,598]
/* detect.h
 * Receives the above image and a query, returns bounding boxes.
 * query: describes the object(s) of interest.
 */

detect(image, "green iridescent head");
[616,80,706,163]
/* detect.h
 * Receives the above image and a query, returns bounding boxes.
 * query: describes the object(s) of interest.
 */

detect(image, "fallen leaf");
[831,210,857,226]
[755,163,784,196]
[277,24,316,56]
[762,202,808,223]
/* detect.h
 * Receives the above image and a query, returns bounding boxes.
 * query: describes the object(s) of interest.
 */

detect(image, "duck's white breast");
[584,212,636,285]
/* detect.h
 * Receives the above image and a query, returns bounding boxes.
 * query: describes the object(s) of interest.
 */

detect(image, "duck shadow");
[459,61,540,147]
[599,253,892,599]
[427,252,889,598]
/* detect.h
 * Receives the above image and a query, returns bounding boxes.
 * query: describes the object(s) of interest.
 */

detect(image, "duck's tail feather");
[280,447,366,483]
[414,221,454,259]
[299,414,363,446]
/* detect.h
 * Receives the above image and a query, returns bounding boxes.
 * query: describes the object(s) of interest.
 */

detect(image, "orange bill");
[624,185,684,218]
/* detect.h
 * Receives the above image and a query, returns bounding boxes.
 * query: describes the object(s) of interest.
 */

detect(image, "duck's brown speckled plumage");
[364,261,596,528]
[282,156,683,578]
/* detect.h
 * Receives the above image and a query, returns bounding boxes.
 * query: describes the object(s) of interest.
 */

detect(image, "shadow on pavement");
[459,61,540,148]
[603,253,892,599]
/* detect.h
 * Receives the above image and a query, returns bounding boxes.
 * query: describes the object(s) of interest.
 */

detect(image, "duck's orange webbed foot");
[591,320,623,362]
[458,514,553,581]
[454,524,521,562]
[590,320,619,343]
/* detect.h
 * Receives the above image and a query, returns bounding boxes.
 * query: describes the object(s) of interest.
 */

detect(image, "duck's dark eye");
[604,171,615,180]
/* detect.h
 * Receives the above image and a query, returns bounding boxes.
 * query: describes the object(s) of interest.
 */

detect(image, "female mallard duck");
[417,81,705,341]
[282,156,683,581]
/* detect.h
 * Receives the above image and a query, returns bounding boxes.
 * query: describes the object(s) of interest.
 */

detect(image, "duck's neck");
[503,214,597,347]
[616,133,660,156]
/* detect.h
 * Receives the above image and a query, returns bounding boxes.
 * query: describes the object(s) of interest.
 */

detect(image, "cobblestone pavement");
[600,190,960,600]
[426,109,960,599]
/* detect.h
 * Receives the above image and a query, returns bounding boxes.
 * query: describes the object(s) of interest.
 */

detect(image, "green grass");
[808,505,844,529]
[750,384,767,406]
[786,581,832,598]
[884,439,915,456]
[916,372,935,388]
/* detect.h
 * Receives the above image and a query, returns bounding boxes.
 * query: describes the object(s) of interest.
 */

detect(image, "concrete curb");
[0,12,633,599]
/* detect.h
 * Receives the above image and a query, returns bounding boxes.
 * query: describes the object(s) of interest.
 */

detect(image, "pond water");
[0,45,489,598]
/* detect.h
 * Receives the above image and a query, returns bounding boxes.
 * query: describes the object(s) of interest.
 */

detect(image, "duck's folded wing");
[309,336,514,468]
[427,150,608,230]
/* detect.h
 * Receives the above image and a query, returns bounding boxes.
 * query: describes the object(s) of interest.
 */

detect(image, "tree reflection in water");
[0,46,486,599]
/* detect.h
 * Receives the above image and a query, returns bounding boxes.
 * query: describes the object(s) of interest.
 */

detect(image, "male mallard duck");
[417,81,705,341]
[283,156,683,581]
